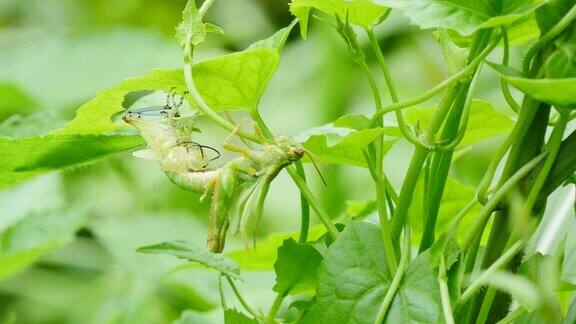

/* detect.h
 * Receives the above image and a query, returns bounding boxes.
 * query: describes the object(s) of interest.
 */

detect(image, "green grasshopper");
[124,100,305,253]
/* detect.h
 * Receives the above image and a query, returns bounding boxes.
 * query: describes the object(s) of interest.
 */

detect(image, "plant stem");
[374,225,410,324]
[499,27,520,113]
[439,257,455,324]
[461,152,547,253]
[267,291,287,322]
[182,18,259,142]
[287,166,339,239]
[495,307,525,324]
[219,274,227,310]
[522,4,576,75]
[369,35,500,127]
[360,35,398,273]
[523,111,569,212]
[295,161,310,243]
[477,98,541,204]
[459,240,525,303]
[225,275,261,319]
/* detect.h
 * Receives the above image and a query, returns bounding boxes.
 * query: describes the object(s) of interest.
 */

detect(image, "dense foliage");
[1,0,576,323]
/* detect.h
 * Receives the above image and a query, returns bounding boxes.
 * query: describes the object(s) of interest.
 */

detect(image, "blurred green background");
[0,0,515,323]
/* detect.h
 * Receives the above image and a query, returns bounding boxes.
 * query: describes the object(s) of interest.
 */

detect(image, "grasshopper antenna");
[302,148,329,187]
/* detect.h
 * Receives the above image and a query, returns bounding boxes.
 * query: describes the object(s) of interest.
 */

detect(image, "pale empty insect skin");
[122,91,217,173]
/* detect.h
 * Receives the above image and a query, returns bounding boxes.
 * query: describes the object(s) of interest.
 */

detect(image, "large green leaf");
[273,239,323,295]
[376,0,541,36]
[224,309,258,324]
[0,208,88,282]
[404,99,514,147]
[53,48,279,135]
[290,0,390,38]
[489,63,576,107]
[137,240,240,279]
[310,221,441,323]
[227,225,326,271]
[545,28,576,78]
[0,134,144,189]
[298,118,400,167]
[53,24,296,136]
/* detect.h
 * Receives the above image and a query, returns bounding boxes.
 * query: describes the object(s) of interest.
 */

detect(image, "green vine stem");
[363,150,399,274]
[439,256,456,324]
[267,291,287,322]
[295,161,310,243]
[459,240,525,303]
[523,111,569,212]
[374,225,411,324]
[418,64,483,251]
[522,4,576,75]
[499,27,520,113]
[477,98,540,204]
[225,275,261,319]
[461,152,547,253]
[369,35,500,127]
[358,33,399,273]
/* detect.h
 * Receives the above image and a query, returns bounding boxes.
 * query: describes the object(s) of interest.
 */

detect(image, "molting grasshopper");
[123,95,304,253]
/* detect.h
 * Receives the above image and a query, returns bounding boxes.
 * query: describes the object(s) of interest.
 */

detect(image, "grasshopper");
[124,97,305,253]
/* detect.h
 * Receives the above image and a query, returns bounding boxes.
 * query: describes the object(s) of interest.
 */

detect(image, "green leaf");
[376,0,542,36]
[0,134,144,189]
[434,29,468,76]
[405,99,514,147]
[247,20,297,52]
[489,62,576,107]
[429,232,460,269]
[545,27,576,78]
[333,113,372,131]
[227,225,326,271]
[54,48,280,135]
[273,239,323,295]
[300,125,400,167]
[0,208,88,282]
[546,44,576,78]
[290,0,390,38]
[313,221,441,323]
[175,1,206,47]
[224,309,258,324]
[535,0,574,34]
[137,240,240,279]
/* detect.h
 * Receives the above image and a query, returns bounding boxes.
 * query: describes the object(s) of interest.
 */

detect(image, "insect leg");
[222,119,252,155]
[207,166,240,253]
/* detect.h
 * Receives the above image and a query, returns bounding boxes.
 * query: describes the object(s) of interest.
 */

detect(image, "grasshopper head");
[274,135,304,161]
